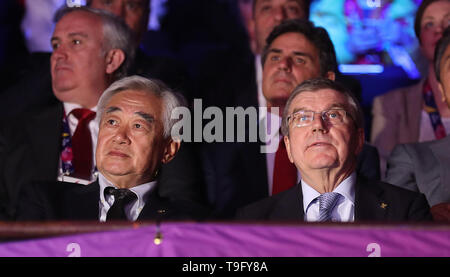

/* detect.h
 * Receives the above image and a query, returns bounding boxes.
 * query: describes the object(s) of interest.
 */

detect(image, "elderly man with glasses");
[236,78,432,222]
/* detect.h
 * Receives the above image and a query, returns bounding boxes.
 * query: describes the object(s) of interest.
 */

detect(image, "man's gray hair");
[281,78,364,136]
[54,6,135,80]
[97,75,186,139]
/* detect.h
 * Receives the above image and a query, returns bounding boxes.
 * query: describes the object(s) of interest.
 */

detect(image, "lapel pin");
[380,203,388,209]
[157,209,166,214]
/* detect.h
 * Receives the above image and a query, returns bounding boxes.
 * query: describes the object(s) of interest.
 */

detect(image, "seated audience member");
[195,0,310,109]
[0,0,190,118]
[17,76,207,222]
[0,6,133,219]
[236,78,432,222]
[202,19,380,219]
[371,0,450,178]
[386,27,450,222]
[0,6,205,221]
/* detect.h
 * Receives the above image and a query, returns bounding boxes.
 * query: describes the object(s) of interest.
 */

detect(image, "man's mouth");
[308,141,332,148]
[107,150,130,158]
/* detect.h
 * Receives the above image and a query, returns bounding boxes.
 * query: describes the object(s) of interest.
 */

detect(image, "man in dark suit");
[201,19,380,218]
[236,78,431,222]
[196,0,309,108]
[0,7,132,219]
[17,76,206,221]
[0,7,205,220]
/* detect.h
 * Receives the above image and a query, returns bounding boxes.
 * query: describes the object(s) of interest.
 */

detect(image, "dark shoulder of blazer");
[236,177,432,222]
[355,177,432,222]
[16,180,97,221]
[235,184,304,221]
[0,101,63,220]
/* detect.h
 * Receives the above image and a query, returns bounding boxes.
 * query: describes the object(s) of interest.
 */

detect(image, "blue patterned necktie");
[318,192,341,222]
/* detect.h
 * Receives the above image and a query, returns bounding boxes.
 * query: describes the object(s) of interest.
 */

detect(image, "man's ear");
[161,138,181,164]
[105,49,125,75]
[284,135,295,163]
[325,71,336,81]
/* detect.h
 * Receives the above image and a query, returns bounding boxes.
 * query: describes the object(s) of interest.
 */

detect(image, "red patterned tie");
[272,137,298,195]
[71,108,96,180]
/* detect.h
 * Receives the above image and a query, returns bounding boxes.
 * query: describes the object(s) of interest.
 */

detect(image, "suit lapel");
[27,102,63,180]
[137,192,174,221]
[354,178,388,221]
[269,183,304,220]
[62,180,100,220]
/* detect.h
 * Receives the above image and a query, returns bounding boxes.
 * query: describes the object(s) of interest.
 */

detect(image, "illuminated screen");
[310,0,422,78]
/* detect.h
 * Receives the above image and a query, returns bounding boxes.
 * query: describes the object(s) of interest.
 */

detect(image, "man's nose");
[277,56,292,71]
[113,126,131,144]
[51,44,68,61]
[273,6,288,23]
[311,113,327,133]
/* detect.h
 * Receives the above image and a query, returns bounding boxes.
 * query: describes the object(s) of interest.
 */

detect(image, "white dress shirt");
[57,102,98,182]
[302,172,356,222]
[98,173,157,222]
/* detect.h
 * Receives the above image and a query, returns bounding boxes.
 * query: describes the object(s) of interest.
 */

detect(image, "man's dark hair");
[261,19,337,77]
[434,26,450,82]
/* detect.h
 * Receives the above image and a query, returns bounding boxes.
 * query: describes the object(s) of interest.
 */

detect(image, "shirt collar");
[98,172,157,209]
[63,102,97,115]
[301,172,356,213]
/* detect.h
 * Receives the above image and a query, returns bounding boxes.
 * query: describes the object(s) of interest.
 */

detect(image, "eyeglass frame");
[286,108,354,128]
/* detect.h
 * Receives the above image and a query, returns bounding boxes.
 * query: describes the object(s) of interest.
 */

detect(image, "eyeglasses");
[287,108,350,127]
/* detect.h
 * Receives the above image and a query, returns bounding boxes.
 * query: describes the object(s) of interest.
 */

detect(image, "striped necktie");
[318,192,341,222]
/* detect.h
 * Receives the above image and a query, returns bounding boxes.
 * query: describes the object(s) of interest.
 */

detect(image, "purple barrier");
[0,222,448,257]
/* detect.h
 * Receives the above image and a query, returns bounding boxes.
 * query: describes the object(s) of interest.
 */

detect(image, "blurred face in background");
[50,11,108,108]
[438,44,450,105]
[420,0,450,62]
[89,0,150,43]
[250,0,307,54]
[262,32,322,112]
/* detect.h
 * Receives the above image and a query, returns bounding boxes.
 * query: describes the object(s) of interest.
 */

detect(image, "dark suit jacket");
[0,101,208,220]
[16,180,207,221]
[235,177,432,222]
